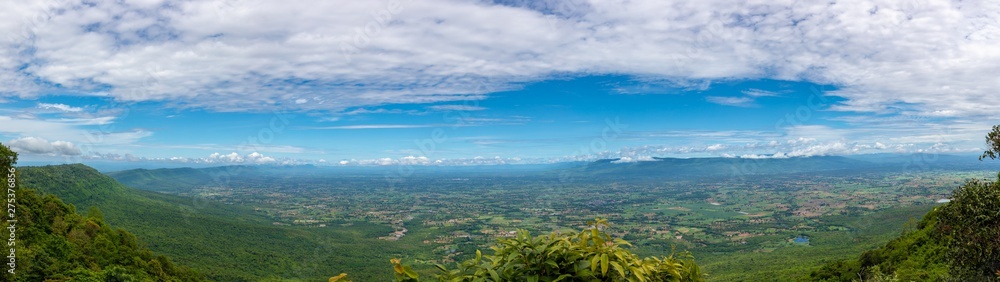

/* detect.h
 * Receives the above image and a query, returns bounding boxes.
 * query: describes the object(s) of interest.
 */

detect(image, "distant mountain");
[108,163,568,193]
[105,166,238,193]
[106,154,1000,189]
[561,154,1000,180]
[565,156,875,180]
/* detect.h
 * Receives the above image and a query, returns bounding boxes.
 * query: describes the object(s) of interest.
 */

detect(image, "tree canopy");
[980,125,1000,160]
[335,218,704,282]
[0,142,202,281]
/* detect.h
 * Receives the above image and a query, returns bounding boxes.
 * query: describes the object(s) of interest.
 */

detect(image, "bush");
[345,218,704,282]
[936,173,1000,280]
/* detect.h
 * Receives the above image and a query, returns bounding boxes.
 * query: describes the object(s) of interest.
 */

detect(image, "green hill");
[1,144,200,281]
[17,164,398,281]
[1,187,203,281]
[103,167,219,194]
[808,172,1000,281]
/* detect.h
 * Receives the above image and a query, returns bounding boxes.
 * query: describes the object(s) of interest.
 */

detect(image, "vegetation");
[980,125,1000,161]
[807,209,949,281]
[18,164,401,281]
[810,125,1000,281]
[105,155,999,281]
[0,143,201,281]
[809,174,1000,281]
[936,174,1000,279]
[333,218,703,282]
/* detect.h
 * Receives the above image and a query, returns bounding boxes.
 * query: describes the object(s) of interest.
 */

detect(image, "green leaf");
[610,261,626,278]
[552,274,573,282]
[403,265,419,279]
[487,268,500,281]
[591,255,600,272]
[601,254,609,275]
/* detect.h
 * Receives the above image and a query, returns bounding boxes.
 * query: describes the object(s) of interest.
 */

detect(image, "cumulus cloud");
[7,137,81,156]
[705,144,727,151]
[0,0,996,119]
[611,155,656,163]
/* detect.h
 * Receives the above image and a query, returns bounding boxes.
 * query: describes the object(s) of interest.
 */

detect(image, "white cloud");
[739,153,788,159]
[163,143,307,154]
[201,151,275,164]
[785,142,850,157]
[741,89,781,97]
[8,137,81,156]
[706,88,784,108]
[611,155,655,163]
[0,114,142,146]
[0,0,995,119]
[246,152,276,164]
[426,105,487,111]
[303,124,440,130]
[705,96,755,107]
[37,103,83,112]
[705,144,727,151]
[341,108,408,115]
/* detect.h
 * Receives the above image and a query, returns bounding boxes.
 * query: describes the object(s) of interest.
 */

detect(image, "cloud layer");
[0,0,997,118]
[7,137,81,156]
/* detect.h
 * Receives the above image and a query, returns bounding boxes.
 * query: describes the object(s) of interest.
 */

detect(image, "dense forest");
[1,144,201,281]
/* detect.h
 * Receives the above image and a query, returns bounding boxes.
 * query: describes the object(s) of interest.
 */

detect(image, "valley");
[89,155,999,281]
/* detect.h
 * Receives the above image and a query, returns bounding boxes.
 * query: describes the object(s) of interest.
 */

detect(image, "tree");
[87,206,105,221]
[936,174,1000,280]
[937,125,1000,280]
[0,142,16,172]
[1,142,16,187]
[980,125,1000,160]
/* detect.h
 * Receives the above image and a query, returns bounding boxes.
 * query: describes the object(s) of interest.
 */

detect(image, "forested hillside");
[808,172,1000,281]
[16,163,398,281]
[808,126,1000,281]
[1,143,200,281]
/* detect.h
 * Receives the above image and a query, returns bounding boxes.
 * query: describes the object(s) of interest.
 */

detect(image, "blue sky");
[1,0,998,166]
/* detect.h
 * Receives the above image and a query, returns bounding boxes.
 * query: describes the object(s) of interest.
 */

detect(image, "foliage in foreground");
[335,218,703,282]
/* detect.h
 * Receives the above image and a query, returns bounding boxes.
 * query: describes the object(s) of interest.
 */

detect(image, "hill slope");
[808,172,1000,281]
[18,164,397,281]
[2,187,203,281]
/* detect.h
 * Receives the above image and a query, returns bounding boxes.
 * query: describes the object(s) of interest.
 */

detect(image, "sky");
[0,0,998,167]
